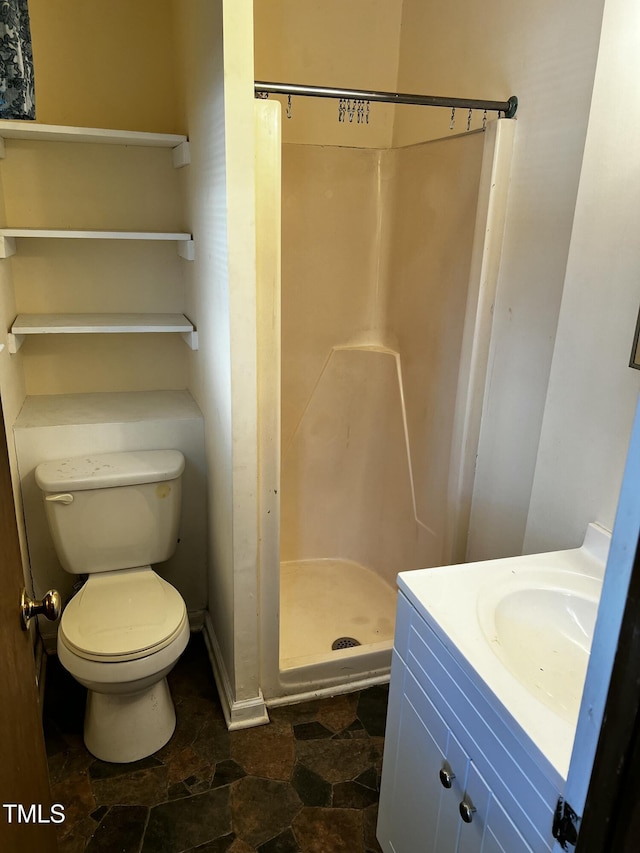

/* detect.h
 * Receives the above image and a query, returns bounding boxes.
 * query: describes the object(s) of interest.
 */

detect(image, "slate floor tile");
[230,776,302,848]
[230,723,295,781]
[364,803,384,853]
[142,786,232,853]
[257,827,301,853]
[88,755,163,781]
[356,685,389,737]
[332,779,380,809]
[315,692,360,734]
[290,763,332,807]
[43,634,389,853]
[292,721,333,741]
[85,805,148,853]
[294,737,383,784]
[292,807,365,853]
[50,770,96,835]
[91,763,169,807]
[184,834,236,852]
[211,759,247,789]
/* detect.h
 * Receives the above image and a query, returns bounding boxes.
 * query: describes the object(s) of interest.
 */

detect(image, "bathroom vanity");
[377,524,609,852]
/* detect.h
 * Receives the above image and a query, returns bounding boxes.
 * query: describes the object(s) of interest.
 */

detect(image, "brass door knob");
[20,588,61,631]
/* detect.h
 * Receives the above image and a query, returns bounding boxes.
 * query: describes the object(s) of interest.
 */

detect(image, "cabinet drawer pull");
[439,765,455,789]
[459,797,477,823]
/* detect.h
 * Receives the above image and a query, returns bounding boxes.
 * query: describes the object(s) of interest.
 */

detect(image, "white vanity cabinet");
[377,592,562,853]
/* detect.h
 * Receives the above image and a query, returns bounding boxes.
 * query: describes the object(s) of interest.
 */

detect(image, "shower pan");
[255,99,515,704]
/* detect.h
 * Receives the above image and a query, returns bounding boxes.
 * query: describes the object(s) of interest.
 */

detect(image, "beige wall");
[29,0,181,133]
[524,0,640,553]
[253,0,403,148]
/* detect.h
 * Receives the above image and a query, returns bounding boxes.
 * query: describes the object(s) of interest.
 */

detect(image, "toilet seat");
[60,567,187,663]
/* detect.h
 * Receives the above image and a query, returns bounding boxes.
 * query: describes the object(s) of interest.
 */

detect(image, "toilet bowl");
[36,450,189,763]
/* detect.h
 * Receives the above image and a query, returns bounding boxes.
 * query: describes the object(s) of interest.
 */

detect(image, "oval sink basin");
[477,570,601,723]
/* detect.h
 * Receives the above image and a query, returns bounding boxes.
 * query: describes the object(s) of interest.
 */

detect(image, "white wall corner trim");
[203,612,269,730]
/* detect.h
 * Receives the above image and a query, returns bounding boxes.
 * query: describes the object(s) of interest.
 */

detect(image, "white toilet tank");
[35,450,185,575]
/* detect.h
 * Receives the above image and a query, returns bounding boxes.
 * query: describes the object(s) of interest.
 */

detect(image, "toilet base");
[84,676,176,763]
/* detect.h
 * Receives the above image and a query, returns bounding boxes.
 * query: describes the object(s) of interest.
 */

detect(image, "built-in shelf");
[1,123,197,358]
[0,121,186,146]
[0,229,195,260]
[0,121,190,168]
[8,313,198,353]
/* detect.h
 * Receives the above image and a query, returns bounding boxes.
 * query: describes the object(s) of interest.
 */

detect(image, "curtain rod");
[255,81,518,119]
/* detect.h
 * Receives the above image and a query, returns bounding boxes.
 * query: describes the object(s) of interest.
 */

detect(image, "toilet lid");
[60,568,187,661]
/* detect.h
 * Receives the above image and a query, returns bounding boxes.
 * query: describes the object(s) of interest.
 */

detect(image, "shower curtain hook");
[466,108,472,131]
[482,109,487,131]
[449,107,456,131]
[338,98,346,122]
[286,94,293,119]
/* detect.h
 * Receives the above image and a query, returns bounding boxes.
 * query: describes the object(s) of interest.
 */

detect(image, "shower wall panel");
[281,133,485,579]
[280,144,381,449]
[281,346,433,584]
[386,133,484,564]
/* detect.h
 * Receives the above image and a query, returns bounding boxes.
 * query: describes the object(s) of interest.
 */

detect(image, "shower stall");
[256,91,515,704]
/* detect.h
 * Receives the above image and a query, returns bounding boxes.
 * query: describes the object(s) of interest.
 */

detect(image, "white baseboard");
[202,612,269,730]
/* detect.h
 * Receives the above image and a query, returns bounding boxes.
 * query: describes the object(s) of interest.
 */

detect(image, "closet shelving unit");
[0,120,197,350]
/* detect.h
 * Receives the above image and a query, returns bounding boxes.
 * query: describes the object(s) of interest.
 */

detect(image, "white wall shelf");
[0,229,194,260]
[8,313,198,353]
[0,121,190,168]
[0,121,186,146]
[0,121,187,148]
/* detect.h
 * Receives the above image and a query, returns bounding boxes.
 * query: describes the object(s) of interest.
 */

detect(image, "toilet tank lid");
[35,450,185,492]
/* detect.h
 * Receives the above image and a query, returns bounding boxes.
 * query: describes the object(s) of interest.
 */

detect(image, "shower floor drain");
[332,636,361,651]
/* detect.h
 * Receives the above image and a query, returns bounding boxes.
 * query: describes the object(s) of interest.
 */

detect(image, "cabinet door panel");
[458,762,492,853]
[405,605,559,849]
[388,675,449,852]
[382,669,471,853]
[458,762,533,853]
[483,794,533,853]
[436,729,470,850]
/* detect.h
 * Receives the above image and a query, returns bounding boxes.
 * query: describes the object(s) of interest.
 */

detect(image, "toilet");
[35,449,190,764]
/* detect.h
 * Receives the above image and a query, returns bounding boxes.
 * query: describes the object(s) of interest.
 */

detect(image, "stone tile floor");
[43,634,388,853]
